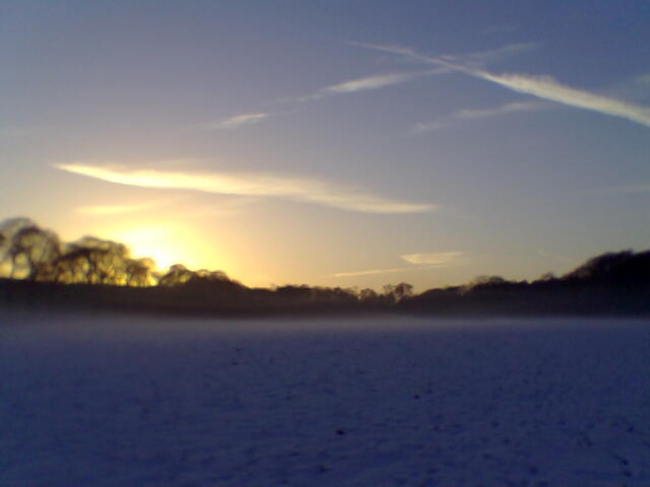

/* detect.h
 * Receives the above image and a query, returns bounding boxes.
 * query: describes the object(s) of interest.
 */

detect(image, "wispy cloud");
[77,204,160,215]
[323,72,428,94]
[447,42,539,68]
[413,101,541,134]
[332,267,414,278]
[332,251,464,278]
[400,251,463,265]
[76,197,186,216]
[223,42,528,121]
[412,121,448,134]
[55,163,435,214]
[473,71,650,127]
[454,101,540,120]
[168,198,259,219]
[351,41,536,70]
[200,112,274,130]
[356,42,650,128]
[276,69,443,104]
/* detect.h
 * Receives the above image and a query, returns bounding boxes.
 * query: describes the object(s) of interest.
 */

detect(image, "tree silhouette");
[358,288,379,302]
[126,258,157,287]
[52,237,126,284]
[158,264,195,286]
[0,218,61,279]
[383,282,414,303]
[0,219,157,286]
[4,215,650,318]
[562,250,650,287]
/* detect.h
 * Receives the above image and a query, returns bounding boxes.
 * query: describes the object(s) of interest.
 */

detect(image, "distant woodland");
[1,217,650,317]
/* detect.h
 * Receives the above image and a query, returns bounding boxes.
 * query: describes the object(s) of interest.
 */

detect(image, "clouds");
[390,41,529,72]
[358,42,650,129]
[55,163,434,214]
[78,197,253,220]
[332,267,413,278]
[447,42,539,68]
[473,71,650,127]
[333,251,464,279]
[277,69,439,105]
[76,197,187,216]
[200,42,554,134]
[77,204,161,216]
[201,71,432,129]
[210,43,650,136]
[400,251,463,265]
[322,72,423,94]
[200,112,274,130]
[413,101,541,134]
[453,101,540,121]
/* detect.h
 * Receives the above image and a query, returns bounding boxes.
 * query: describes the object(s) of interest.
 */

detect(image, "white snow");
[1,311,649,486]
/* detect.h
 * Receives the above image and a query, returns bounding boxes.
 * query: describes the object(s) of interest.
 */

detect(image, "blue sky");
[1,1,649,290]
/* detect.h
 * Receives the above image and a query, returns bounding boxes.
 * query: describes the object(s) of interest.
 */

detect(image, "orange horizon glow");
[97,223,225,274]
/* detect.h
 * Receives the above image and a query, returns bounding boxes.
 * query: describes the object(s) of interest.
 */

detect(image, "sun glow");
[120,228,179,270]
[107,224,220,272]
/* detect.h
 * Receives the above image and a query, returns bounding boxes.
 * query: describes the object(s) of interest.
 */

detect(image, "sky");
[1,0,649,290]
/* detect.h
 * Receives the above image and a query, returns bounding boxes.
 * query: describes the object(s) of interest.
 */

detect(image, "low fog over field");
[2,311,649,486]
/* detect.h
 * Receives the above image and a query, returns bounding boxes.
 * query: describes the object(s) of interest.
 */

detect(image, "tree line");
[0,217,412,305]
[2,217,650,316]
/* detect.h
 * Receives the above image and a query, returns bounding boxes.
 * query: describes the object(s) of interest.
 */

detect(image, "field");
[1,311,649,486]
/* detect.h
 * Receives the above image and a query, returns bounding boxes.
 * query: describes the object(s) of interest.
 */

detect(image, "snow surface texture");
[1,311,649,486]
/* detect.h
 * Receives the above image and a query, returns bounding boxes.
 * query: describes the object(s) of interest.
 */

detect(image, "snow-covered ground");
[1,311,649,486]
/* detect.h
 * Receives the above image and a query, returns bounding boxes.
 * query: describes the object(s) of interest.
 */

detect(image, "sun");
[108,224,218,272]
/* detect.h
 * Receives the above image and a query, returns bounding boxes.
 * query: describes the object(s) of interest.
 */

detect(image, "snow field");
[1,312,649,486]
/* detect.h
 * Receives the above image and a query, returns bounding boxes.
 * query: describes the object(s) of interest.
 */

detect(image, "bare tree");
[125,258,156,287]
[383,282,414,303]
[0,218,61,279]
[51,237,134,285]
[158,264,195,286]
